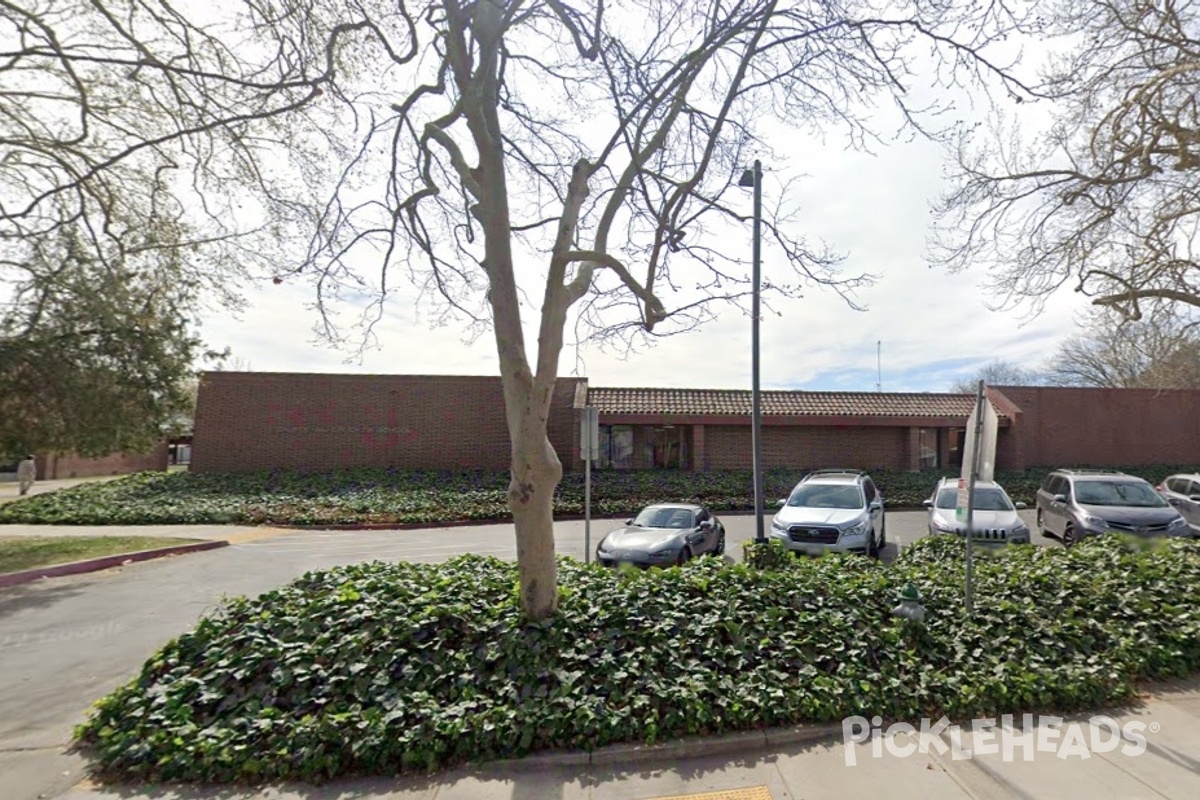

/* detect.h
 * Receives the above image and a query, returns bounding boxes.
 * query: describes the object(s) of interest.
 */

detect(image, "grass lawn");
[0,536,203,574]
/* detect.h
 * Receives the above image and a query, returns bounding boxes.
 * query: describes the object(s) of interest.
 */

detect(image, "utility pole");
[739,160,766,543]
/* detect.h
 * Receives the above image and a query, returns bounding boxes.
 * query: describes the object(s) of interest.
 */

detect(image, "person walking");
[17,454,36,496]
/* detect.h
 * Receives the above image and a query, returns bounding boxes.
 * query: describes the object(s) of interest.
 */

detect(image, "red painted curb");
[0,540,229,589]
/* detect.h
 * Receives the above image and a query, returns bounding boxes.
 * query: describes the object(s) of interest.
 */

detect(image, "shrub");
[6,464,1196,526]
[742,538,794,570]
[75,537,1200,783]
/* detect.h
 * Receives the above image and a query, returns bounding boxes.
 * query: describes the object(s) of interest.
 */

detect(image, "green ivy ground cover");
[3,465,1196,526]
[75,536,1200,783]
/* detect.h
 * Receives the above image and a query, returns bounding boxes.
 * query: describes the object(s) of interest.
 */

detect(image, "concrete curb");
[257,506,931,532]
[0,540,229,589]
[478,722,842,772]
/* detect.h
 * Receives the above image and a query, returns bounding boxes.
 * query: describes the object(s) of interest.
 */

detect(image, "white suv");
[1157,474,1200,537]
[769,470,886,557]
[923,477,1030,544]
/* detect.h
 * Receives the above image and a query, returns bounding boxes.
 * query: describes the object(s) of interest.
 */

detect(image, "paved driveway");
[0,509,1056,800]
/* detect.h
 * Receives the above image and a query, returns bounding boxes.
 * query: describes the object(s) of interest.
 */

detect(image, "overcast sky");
[201,127,1089,394]
[198,21,1089,395]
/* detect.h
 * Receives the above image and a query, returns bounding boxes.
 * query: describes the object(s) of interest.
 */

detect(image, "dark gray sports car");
[595,503,726,567]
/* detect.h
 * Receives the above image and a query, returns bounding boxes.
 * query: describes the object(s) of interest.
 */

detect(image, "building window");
[651,425,686,469]
[918,428,938,470]
[948,427,966,469]
[598,425,634,469]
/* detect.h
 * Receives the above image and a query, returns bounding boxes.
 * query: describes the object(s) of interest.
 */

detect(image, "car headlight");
[1169,516,1187,531]
[771,518,787,533]
[1082,514,1107,529]
[843,520,869,537]
[932,518,955,533]
[1011,522,1030,534]
[649,547,676,557]
[598,538,611,552]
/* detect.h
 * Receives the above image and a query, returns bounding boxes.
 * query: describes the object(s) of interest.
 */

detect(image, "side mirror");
[625,518,634,525]
[776,499,787,507]
[1052,494,1067,505]
[1015,501,1028,510]
[699,520,714,530]
[1190,495,1200,503]
[922,500,933,508]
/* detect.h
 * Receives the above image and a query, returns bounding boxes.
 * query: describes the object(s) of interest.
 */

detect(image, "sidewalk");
[0,475,124,505]
[0,522,266,541]
[39,679,1200,800]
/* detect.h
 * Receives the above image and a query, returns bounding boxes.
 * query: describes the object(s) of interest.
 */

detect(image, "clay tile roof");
[587,387,997,419]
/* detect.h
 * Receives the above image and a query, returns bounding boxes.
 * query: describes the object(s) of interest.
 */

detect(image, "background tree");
[950,358,1045,393]
[936,0,1200,319]
[0,230,208,457]
[1,0,1032,618]
[1043,308,1200,388]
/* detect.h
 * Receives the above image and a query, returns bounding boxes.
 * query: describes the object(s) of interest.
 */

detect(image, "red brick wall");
[702,424,912,472]
[192,373,582,474]
[42,445,168,479]
[999,386,1200,468]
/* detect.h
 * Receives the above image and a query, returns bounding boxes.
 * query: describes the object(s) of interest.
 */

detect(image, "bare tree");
[950,359,1043,393]
[1044,307,1200,388]
[935,0,1200,319]
[1,0,1032,619]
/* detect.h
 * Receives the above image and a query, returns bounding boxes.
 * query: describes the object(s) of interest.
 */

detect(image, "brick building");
[191,372,1200,474]
[1,446,169,482]
[191,372,584,473]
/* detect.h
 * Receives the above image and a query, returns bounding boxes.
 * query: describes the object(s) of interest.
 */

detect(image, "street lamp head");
[738,168,756,188]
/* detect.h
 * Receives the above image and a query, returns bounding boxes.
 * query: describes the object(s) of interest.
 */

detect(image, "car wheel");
[715,528,726,556]
[677,546,693,566]
[1063,523,1080,548]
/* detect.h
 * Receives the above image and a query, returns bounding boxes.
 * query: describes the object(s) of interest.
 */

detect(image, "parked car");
[1035,468,1189,546]
[596,503,725,567]
[769,469,885,557]
[1157,473,1200,537]
[923,477,1030,544]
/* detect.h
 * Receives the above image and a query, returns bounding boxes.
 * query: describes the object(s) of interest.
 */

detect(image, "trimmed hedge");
[4,464,1198,526]
[75,536,1200,783]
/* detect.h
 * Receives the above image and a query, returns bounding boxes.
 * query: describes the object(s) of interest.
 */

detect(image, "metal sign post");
[580,407,599,563]
[959,381,998,617]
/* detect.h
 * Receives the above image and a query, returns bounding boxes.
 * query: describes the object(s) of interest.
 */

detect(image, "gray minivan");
[1035,469,1189,546]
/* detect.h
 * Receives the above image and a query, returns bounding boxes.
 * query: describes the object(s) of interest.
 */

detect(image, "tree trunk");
[508,411,562,620]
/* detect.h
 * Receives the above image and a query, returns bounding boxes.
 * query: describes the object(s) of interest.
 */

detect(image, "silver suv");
[1035,469,1189,547]
[769,470,886,557]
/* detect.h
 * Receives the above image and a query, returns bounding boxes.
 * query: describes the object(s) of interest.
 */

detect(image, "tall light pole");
[739,160,766,544]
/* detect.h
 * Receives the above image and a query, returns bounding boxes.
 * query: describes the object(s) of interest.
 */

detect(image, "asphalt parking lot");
[0,508,1055,800]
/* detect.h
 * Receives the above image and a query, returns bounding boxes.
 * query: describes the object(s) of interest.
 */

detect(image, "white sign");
[955,478,969,522]
[960,395,999,484]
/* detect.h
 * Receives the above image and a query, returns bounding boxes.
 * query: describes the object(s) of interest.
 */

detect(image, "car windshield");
[632,507,694,528]
[1074,480,1167,507]
[787,484,863,509]
[934,487,1013,511]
